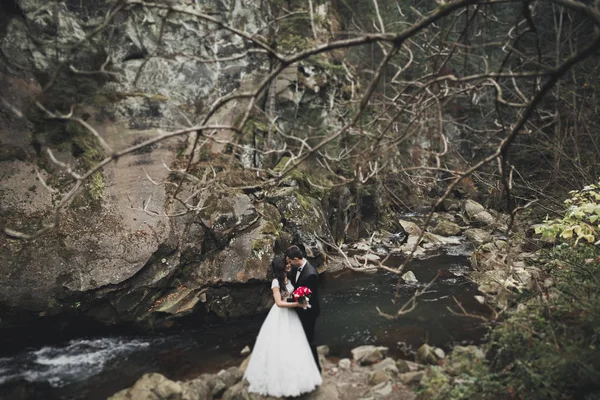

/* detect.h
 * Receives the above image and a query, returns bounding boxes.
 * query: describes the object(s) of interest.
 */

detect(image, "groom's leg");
[301,316,321,373]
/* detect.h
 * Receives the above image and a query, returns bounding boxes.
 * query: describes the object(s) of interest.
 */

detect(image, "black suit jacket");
[290,260,320,317]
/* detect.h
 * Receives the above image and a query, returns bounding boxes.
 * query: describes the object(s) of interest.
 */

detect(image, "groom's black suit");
[290,260,321,372]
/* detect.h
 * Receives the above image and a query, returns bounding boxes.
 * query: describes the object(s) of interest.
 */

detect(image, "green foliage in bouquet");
[534,179,600,246]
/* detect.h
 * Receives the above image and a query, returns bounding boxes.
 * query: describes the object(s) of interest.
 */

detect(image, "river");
[0,245,489,400]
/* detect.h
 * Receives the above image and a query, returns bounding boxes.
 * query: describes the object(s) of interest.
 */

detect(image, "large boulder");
[108,373,185,400]
[464,228,491,244]
[463,200,508,230]
[432,220,461,236]
[351,345,389,365]
[398,220,422,236]
[266,187,332,268]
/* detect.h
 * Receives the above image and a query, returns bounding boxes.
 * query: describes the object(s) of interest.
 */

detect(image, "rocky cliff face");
[0,0,376,329]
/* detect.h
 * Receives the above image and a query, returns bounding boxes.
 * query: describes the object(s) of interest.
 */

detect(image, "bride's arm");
[272,287,303,308]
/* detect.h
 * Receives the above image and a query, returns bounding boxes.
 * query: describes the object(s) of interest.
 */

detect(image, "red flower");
[293,286,312,300]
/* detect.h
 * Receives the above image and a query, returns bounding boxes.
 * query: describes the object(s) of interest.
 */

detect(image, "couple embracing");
[243,245,323,397]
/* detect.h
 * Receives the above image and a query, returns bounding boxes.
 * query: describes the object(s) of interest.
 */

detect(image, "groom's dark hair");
[285,245,303,260]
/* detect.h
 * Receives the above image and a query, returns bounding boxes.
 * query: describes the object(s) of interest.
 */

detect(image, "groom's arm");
[304,272,318,295]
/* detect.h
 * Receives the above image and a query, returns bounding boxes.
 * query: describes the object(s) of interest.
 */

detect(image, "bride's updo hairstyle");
[271,256,289,297]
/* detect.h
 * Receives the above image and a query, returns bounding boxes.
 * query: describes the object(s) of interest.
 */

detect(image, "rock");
[398,220,422,236]
[395,359,411,373]
[474,295,485,304]
[108,373,184,400]
[351,345,388,365]
[212,379,228,398]
[464,228,491,243]
[182,378,211,400]
[405,360,425,371]
[442,198,461,211]
[267,190,334,265]
[222,381,251,400]
[355,242,371,252]
[373,358,399,374]
[368,370,391,386]
[463,200,486,218]
[396,236,426,258]
[371,381,393,397]
[212,367,244,397]
[416,344,442,365]
[432,220,461,236]
[338,358,351,370]
[474,210,496,226]
[422,232,462,248]
[398,371,425,384]
[239,355,251,373]
[303,381,340,400]
[462,200,508,229]
[433,348,446,359]
[317,345,330,356]
[355,253,381,263]
[401,271,418,284]
[241,345,251,356]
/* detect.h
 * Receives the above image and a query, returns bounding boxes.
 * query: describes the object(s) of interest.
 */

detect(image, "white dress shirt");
[295,258,307,282]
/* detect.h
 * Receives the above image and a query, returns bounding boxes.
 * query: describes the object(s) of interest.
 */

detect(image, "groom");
[285,245,322,373]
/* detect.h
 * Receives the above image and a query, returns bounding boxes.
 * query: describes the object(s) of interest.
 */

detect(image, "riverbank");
[109,345,423,400]
[109,342,488,400]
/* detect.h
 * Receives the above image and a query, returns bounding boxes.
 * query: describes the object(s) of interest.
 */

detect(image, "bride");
[244,256,322,397]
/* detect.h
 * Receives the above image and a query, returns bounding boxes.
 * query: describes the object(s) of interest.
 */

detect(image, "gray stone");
[302,381,340,400]
[317,345,330,356]
[474,295,486,304]
[433,348,446,359]
[401,271,418,284]
[464,228,491,243]
[398,220,422,236]
[368,370,391,386]
[416,344,439,365]
[239,355,251,373]
[351,345,388,365]
[432,220,461,236]
[212,367,243,397]
[398,371,425,384]
[463,200,486,219]
[373,358,399,374]
[395,359,410,373]
[355,242,371,252]
[371,381,393,397]
[405,360,425,371]
[182,378,211,400]
[108,373,184,400]
[212,379,228,398]
[222,381,251,400]
[338,358,351,370]
[356,253,381,262]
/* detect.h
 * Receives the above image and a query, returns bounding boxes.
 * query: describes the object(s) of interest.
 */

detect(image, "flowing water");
[0,245,489,400]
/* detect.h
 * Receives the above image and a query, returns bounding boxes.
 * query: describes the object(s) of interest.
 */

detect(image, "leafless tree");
[3,0,600,318]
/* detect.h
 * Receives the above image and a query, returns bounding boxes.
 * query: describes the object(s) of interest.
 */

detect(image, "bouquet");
[293,286,312,308]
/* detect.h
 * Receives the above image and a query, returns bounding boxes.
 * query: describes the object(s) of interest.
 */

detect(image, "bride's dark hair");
[271,256,289,297]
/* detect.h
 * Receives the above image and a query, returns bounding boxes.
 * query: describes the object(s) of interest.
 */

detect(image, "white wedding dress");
[244,279,322,397]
